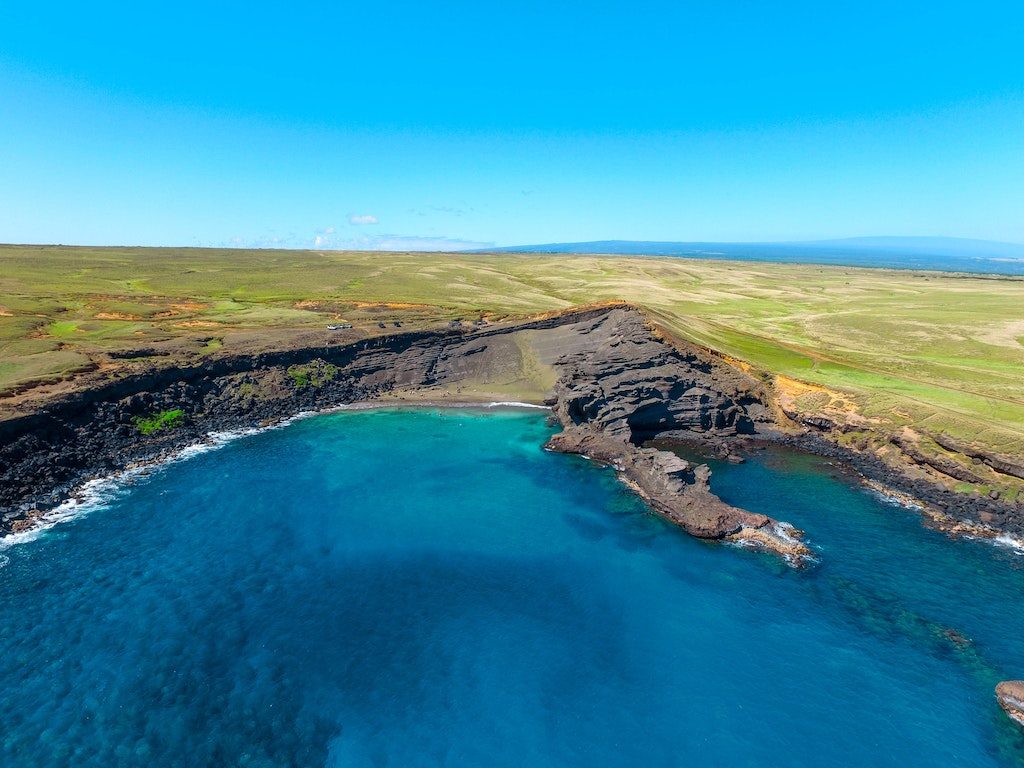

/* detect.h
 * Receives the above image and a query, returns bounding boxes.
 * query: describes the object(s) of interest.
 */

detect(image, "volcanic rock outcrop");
[996,681,1024,727]
[539,309,810,560]
[0,305,808,559]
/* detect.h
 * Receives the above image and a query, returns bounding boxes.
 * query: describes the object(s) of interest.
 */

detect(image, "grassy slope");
[2,244,1023,480]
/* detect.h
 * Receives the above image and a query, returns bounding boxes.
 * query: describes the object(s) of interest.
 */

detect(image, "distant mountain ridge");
[476,237,1024,275]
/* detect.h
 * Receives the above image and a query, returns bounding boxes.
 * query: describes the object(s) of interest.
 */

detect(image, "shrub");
[134,408,185,435]
[287,360,339,389]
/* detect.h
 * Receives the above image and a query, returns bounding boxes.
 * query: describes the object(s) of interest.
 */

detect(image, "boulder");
[996,681,1024,727]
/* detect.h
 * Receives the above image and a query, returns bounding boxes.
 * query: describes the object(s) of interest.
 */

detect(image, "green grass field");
[2,244,1023,481]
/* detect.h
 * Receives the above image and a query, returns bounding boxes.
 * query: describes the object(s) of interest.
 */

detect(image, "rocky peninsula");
[0,304,1020,560]
[996,681,1024,728]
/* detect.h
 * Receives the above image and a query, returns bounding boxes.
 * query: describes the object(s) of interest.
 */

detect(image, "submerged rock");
[996,681,1024,727]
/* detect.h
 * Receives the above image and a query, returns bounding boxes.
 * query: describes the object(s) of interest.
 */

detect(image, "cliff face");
[772,378,1024,534]
[0,306,597,514]
[1,306,810,558]
[0,304,1017,554]
[534,309,809,559]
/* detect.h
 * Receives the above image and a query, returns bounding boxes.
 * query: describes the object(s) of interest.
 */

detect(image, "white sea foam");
[772,521,803,546]
[991,534,1024,554]
[958,530,1024,558]
[0,412,319,554]
[726,521,819,568]
[865,484,923,511]
[0,402,552,554]
[0,472,136,553]
[863,479,1024,558]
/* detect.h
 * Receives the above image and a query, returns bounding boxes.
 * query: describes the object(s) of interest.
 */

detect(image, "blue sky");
[1,1,1022,249]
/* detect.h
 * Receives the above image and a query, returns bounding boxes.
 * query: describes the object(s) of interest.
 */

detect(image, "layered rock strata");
[2,303,1016,558]
[0,306,810,559]
[538,309,810,560]
[546,429,809,559]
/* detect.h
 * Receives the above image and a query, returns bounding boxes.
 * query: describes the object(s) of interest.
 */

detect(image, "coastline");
[0,399,551,554]
[659,429,1024,555]
[2,396,816,567]
[0,303,621,526]
[2,304,1020,563]
[21,388,1018,570]
[861,478,1024,553]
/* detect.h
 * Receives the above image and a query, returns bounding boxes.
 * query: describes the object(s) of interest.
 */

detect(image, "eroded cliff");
[1,306,813,559]
[1,304,1018,557]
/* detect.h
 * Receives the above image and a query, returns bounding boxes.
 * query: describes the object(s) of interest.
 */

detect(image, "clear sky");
[1,1,1022,250]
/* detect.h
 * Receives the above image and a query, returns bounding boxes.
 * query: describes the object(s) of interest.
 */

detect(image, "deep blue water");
[2,408,1023,767]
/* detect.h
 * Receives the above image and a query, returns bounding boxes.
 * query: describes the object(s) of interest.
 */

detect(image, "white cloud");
[313,226,336,247]
[348,214,379,225]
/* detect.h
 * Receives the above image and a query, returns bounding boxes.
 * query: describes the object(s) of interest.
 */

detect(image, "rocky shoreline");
[545,429,811,561]
[648,427,1024,548]
[996,681,1024,728]
[1,304,1020,562]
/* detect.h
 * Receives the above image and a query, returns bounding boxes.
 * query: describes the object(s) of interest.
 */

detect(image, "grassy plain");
[2,244,1022,484]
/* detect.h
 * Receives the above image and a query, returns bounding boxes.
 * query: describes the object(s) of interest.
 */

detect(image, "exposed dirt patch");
[773,375,876,431]
[775,375,833,400]
[154,302,209,318]
[721,354,755,374]
[975,319,1024,349]
[94,312,142,321]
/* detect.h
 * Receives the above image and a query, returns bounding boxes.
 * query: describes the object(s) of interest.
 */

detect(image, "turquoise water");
[1,409,1023,766]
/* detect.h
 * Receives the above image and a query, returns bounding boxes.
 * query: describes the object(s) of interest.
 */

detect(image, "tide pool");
[1,409,1022,766]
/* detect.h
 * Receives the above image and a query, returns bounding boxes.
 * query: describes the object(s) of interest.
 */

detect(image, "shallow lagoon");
[1,408,1022,766]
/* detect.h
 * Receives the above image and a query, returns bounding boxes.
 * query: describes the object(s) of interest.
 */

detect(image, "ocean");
[485,240,1024,275]
[1,408,1022,766]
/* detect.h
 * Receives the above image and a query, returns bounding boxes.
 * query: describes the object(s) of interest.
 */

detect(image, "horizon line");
[4,234,1024,252]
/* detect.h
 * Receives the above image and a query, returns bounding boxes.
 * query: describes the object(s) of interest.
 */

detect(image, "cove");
[0,408,1022,767]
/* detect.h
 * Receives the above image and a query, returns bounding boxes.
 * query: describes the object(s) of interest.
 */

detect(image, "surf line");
[0,401,553,556]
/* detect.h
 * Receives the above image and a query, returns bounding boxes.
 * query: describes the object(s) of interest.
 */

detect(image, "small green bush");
[287,360,338,389]
[134,408,185,435]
